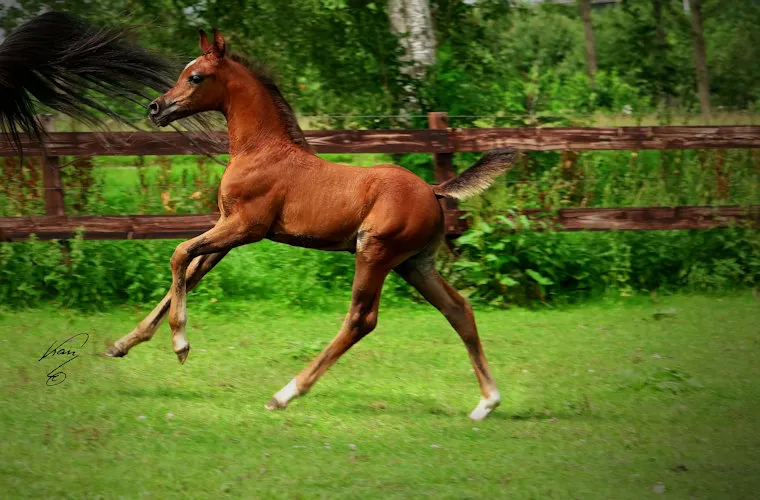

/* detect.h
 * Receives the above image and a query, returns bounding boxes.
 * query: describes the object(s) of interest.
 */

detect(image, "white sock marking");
[274,378,299,406]
[469,390,501,421]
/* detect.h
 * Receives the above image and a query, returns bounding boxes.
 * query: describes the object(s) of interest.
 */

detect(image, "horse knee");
[170,243,191,274]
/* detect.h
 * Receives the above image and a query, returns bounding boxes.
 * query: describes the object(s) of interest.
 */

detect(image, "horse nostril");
[149,101,160,115]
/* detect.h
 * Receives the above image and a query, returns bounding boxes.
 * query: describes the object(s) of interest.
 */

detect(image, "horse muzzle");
[148,98,183,127]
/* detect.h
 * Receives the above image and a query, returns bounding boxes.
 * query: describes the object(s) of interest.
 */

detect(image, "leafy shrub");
[451,213,760,307]
[1,147,758,311]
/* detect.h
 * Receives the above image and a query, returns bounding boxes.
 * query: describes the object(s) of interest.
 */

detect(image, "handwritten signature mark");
[38,333,89,386]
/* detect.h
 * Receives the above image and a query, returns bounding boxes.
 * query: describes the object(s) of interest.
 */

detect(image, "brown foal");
[106,29,516,420]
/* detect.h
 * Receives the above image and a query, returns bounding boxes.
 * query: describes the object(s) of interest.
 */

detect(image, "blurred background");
[1,0,758,310]
[4,0,760,127]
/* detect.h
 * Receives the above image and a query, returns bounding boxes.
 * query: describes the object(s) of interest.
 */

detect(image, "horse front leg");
[106,251,228,358]
[168,216,256,363]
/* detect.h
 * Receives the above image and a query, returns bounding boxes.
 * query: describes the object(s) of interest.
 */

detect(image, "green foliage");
[3,0,759,119]
[595,0,691,105]
[0,234,361,311]
[1,148,758,310]
[445,146,760,307]
[452,213,760,307]
[701,0,760,109]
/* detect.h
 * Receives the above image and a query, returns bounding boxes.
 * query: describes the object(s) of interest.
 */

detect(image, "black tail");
[434,148,518,200]
[0,12,174,153]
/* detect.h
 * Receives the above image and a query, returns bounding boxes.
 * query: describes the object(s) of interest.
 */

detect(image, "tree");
[687,0,711,115]
[704,0,760,109]
[651,0,672,107]
[577,0,597,84]
[388,0,437,119]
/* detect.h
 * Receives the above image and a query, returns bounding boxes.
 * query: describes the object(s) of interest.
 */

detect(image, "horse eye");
[189,74,204,85]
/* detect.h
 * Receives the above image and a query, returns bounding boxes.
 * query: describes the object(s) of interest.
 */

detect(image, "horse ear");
[198,29,211,54]
[212,28,226,59]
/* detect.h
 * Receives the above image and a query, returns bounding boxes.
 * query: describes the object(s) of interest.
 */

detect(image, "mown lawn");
[1,294,759,498]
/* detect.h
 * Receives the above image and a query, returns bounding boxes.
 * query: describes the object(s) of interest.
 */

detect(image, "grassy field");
[1,293,759,498]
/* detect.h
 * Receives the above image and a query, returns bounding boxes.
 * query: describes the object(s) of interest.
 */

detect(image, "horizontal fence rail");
[1,206,758,242]
[1,114,759,241]
[2,125,760,157]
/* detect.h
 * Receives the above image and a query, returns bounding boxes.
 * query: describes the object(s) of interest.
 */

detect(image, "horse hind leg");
[105,250,228,357]
[395,253,501,421]
[265,243,391,410]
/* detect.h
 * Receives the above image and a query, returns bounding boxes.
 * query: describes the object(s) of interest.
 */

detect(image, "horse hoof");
[104,345,126,358]
[469,391,501,421]
[175,345,190,364]
[265,398,287,411]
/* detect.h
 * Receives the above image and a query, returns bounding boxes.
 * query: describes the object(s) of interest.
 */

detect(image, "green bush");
[451,213,760,307]
[2,148,759,311]
[0,233,368,311]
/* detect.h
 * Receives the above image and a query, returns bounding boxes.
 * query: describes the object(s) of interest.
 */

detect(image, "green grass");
[2,294,760,498]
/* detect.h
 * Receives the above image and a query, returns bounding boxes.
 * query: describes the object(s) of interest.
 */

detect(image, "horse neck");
[222,69,292,157]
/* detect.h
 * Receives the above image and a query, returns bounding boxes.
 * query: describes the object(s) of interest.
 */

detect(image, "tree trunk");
[687,0,711,116]
[578,0,597,84]
[652,0,673,107]
[388,0,436,121]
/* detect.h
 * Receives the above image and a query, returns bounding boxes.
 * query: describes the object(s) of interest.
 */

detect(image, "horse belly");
[266,232,357,252]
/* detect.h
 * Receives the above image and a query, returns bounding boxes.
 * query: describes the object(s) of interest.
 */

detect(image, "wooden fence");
[1,112,759,241]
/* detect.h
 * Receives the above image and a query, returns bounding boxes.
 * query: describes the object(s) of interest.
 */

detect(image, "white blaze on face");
[184,58,198,71]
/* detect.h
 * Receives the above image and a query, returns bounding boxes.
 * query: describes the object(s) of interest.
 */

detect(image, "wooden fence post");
[40,115,65,216]
[428,111,457,212]
[428,111,465,240]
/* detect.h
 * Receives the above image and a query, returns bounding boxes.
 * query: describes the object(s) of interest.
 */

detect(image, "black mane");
[228,53,312,153]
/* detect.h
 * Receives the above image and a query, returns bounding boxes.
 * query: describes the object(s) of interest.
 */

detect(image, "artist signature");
[38,333,89,386]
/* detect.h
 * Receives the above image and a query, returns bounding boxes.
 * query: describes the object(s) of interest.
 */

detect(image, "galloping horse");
[103,29,515,420]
